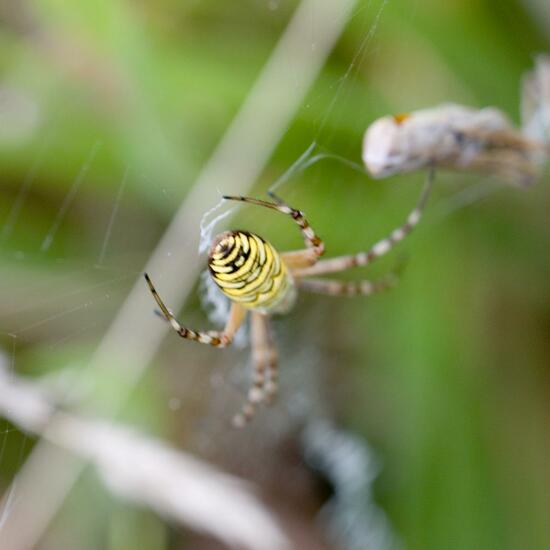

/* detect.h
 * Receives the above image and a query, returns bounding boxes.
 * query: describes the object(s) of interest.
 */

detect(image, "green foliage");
[1,0,549,548]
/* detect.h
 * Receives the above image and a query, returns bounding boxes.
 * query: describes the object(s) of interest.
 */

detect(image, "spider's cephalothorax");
[208,230,296,315]
[145,181,433,428]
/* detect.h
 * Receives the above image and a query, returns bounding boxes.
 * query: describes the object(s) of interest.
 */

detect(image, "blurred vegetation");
[1,0,550,548]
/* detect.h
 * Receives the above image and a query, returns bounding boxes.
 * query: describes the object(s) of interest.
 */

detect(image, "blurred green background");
[1,0,550,548]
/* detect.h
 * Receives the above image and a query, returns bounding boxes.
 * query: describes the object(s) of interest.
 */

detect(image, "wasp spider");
[145,175,433,427]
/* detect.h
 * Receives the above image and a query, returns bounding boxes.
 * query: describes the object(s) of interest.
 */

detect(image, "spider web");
[0,0,530,548]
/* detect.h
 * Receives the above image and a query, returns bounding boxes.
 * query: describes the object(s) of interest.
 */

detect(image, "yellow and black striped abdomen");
[208,231,296,314]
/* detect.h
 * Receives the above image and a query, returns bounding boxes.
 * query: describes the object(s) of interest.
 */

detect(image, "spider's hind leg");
[232,312,278,428]
[297,275,396,296]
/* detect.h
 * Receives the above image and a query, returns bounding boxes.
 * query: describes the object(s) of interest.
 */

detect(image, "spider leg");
[232,312,277,428]
[281,249,319,269]
[291,169,434,278]
[145,273,246,347]
[263,317,278,405]
[297,275,396,296]
[222,194,325,263]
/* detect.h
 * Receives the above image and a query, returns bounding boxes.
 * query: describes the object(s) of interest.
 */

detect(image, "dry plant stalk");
[0,1,359,547]
[0,359,289,550]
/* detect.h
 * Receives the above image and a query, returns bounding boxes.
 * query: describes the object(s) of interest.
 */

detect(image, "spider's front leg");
[291,168,434,278]
[144,274,246,347]
[223,193,325,268]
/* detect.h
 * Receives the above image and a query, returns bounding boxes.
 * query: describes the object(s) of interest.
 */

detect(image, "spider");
[145,175,433,427]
